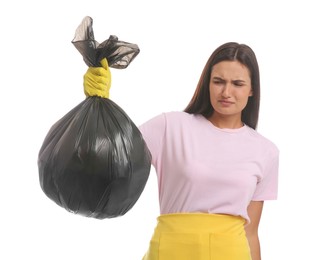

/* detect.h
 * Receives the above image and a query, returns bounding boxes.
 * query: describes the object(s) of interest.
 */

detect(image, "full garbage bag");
[38,16,151,219]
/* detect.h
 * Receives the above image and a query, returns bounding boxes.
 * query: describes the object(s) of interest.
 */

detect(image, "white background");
[1,0,321,259]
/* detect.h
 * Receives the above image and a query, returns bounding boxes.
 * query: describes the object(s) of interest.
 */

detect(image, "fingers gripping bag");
[38,16,151,219]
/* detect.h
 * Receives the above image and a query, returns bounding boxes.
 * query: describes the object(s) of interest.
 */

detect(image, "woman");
[84,42,279,260]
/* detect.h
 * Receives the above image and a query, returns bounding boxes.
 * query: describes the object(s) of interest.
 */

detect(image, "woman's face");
[209,60,253,120]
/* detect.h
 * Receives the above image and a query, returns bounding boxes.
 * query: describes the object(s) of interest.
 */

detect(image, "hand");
[83,58,111,98]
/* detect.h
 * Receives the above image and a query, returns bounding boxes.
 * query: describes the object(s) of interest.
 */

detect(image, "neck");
[208,113,244,129]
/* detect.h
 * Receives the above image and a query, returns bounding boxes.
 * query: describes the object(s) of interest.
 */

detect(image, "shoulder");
[162,111,204,128]
[163,111,193,119]
[139,111,191,131]
[140,111,204,135]
[153,111,197,124]
[245,126,279,157]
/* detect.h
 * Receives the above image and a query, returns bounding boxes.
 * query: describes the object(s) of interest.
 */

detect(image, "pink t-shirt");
[139,112,279,223]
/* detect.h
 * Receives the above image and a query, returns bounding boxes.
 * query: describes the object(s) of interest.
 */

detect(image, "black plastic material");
[38,16,151,219]
[72,16,140,68]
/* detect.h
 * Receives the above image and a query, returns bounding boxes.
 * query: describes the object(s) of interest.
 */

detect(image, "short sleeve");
[139,113,166,166]
[252,149,279,201]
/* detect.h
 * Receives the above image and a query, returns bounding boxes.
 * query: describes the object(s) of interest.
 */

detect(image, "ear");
[249,88,253,97]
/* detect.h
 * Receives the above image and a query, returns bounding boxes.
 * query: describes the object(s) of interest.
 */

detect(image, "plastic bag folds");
[38,97,151,219]
[72,16,140,68]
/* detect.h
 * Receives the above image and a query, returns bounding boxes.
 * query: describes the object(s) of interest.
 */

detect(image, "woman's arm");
[245,201,264,260]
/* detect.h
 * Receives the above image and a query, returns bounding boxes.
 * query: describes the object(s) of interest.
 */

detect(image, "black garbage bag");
[38,16,151,219]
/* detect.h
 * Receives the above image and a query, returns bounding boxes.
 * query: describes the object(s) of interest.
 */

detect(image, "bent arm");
[245,201,264,260]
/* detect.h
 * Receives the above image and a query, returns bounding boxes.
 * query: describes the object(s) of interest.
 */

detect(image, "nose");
[221,83,232,98]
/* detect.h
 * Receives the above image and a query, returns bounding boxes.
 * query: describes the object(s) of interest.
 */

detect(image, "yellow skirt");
[142,213,251,260]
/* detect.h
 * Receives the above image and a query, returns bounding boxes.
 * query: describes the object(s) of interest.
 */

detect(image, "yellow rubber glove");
[83,58,111,98]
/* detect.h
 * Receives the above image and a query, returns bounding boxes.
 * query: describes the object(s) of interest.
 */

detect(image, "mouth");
[218,100,234,105]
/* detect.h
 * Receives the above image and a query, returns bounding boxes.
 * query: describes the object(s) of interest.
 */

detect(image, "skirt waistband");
[156,213,246,235]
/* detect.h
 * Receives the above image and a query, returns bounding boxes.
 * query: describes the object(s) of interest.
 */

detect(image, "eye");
[213,79,224,85]
[233,81,245,87]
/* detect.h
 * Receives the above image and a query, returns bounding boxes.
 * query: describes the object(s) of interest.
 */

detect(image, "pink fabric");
[139,112,279,223]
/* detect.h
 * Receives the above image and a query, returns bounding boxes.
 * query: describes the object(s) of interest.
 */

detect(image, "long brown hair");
[184,42,260,129]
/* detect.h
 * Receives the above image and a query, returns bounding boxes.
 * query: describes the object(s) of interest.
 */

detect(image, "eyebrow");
[232,79,246,83]
[212,77,224,81]
[212,77,246,83]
